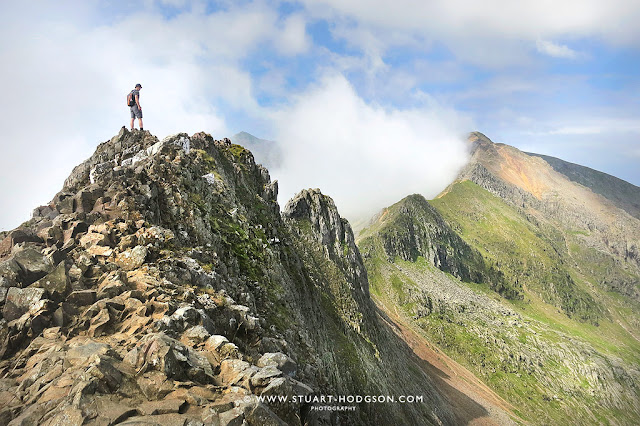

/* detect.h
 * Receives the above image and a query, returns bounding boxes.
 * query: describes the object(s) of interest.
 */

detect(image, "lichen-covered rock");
[123,332,215,384]
[3,287,47,322]
[115,245,148,271]
[0,259,21,287]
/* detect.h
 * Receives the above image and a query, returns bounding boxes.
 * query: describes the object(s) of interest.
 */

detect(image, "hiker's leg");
[130,117,135,130]
[139,118,144,130]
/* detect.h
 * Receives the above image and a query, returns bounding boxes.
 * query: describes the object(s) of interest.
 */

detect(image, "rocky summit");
[0,128,470,426]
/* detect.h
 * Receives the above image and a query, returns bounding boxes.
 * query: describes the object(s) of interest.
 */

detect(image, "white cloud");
[629,148,640,159]
[276,14,311,55]
[536,39,580,59]
[299,0,640,66]
[271,74,472,221]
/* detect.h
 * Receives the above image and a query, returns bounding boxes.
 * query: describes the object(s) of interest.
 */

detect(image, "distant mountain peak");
[468,131,494,145]
[230,131,282,170]
[447,131,640,296]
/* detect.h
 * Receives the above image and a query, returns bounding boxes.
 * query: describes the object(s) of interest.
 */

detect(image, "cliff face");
[0,128,456,425]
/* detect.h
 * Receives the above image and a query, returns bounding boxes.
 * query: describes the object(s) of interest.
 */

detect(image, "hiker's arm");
[136,95,141,109]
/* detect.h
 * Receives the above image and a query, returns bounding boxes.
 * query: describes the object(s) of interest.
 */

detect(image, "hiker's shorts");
[130,105,143,119]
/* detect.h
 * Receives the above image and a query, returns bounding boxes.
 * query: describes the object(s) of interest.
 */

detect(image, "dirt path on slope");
[376,301,523,426]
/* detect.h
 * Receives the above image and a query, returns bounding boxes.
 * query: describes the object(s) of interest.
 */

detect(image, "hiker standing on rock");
[127,83,143,131]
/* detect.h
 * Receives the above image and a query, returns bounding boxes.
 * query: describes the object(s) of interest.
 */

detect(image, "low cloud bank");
[271,75,471,221]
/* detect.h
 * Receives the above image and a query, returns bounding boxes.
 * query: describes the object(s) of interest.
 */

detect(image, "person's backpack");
[127,90,136,107]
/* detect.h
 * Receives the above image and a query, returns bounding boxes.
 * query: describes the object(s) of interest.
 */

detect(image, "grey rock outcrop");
[0,128,457,425]
[284,188,370,298]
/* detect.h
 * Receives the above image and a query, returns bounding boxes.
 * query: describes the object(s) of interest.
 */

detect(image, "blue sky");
[1,0,639,230]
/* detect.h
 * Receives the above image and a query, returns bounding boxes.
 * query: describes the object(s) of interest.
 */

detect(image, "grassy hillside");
[358,194,516,298]
[431,180,603,324]
[357,180,640,424]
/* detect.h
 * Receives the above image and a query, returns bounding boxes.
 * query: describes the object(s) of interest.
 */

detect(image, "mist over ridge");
[264,75,472,222]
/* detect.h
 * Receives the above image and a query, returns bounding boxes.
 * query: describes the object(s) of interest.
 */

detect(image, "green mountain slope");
[358,194,516,299]
[455,133,640,301]
[358,133,640,424]
[431,180,602,323]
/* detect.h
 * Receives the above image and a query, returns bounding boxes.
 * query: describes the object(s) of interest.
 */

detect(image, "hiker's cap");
[135,83,142,88]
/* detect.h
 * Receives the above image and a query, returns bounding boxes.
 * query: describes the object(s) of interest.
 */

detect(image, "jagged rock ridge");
[0,128,459,425]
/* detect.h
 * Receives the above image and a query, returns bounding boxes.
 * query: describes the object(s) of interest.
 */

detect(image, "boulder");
[260,377,313,426]
[137,399,187,416]
[0,229,42,257]
[205,335,229,351]
[136,371,175,400]
[229,304,260,331]
[0,258,21,285]
[31,261,70,301]
[219,406,245,426]
[62,220,88,243]
[3,287,46,322]
[88,397,138,426]
[172,306,200,325]
[52,303,75,328]
[80,232,110,248]
[257,352,297,378]
[242,400,287,426]
[250,366,283,387]
[36,224,63,246]
[118,413,191,425]
[115,245,148,271]
[85,354,124,393]
[73,184,104,213]
[12,246,54,285]
[181,325,210,347]
[87,245,113,257]
[46,407,85,425]
[67,290,97,307]
[218,359,259,389]
[123,333,215,384]
[0,277,12,304]
[88,308,112,337]
[32,204,59,220]
[66,340,116,367]
[119,234,138,250]
[54,192,74,215]
[218,359,252,386]
[136,226,174,247]
[4,401,52,426]
[97,271,128,300]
